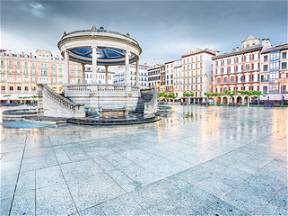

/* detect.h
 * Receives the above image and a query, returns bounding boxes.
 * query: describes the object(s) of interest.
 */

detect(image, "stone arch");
[244,96,249,105]
[216,96,221,105]
[236,96,242,104]
[222,97,228,105]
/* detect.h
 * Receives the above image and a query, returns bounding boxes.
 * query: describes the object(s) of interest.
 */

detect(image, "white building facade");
[182,48,216,102]
[148,64,162,91]
[84,65,114,85]
[113,63,149,89]
[260,43,288,102]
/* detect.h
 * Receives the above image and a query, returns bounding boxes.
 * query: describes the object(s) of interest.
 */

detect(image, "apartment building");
[260,43,288,102]
[182,48,216,103]
[0,49,82,103]
[148,64,163,91]
[212,36,272,96]
[113,63,149,89]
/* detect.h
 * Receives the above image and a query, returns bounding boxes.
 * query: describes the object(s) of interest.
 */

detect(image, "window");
[25,86,29,91]
[281,85,287,93]
[282,52,287,59]
[9,86,14,91]
[263,65,268,72]
[227,67,231,74]
[281,62,287,69]
[245,64,250,70]
[17,86,21,91]
[264,55,268,62]
[1,86,5,91]
[263,86,268,93]
[217,77,221,83]
[224,77,227,83]
[230,77,235,83]
[227,58,231,65]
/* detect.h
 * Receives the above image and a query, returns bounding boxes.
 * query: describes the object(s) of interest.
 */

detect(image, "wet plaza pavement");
[1,105,287,215]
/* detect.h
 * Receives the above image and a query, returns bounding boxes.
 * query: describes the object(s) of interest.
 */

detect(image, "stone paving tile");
[196,198,251,216]
[36,165,65,189]
[99,193,149,215]
[63,170,125,210]
[221,183,272,214]
[60,160,104,183]
[1,182,15,201]
[129,179,181,210]
[260,187,287,215]
[1,151,23,163]
[106,168,142,192]
[21,154,58,172]
[1,197,13,216]
[15,170,35,194]
[79,205,106,216]
[36,183,77,215]
[10,189,35,216]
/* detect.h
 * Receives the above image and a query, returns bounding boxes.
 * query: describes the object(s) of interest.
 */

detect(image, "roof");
[212,44,262,60]
[62,26,133,41]
[164,60,175,64]
[181,49,216,58]
[261,43,288,54]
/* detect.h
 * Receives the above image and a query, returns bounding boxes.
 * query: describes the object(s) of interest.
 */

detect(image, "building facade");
[212,36,272,103]
[182,48,216,102]
[84,65,114,85]
[173,59,183,97]
[260,43,288,102]
[113,63,149,89]
[0,49,83,103]
[160,65,166,92]
[148,64,162,91]
[164,61,174,92]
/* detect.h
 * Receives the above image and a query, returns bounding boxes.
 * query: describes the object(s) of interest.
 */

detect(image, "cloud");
[30,2,44,10]
[1,0,287,64]
[19,1,46,18]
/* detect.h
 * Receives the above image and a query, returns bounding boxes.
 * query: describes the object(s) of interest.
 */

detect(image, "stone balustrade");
[43,85,83,112]
[65,84,140,98]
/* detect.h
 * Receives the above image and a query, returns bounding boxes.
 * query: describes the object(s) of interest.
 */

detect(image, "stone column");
[136,59,139,87]
[64,50,70,85]
[92,46,98,84]
[81,63,86,84]
[105,65,109,85]
[125,50,130,87]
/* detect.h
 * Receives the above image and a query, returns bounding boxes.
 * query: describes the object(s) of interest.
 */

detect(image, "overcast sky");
[1,0,287,64]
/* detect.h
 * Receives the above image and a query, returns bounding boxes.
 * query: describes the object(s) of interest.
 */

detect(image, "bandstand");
[39,26,158,121]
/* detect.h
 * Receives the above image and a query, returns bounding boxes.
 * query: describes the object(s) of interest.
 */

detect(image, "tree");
[183,91,194,97]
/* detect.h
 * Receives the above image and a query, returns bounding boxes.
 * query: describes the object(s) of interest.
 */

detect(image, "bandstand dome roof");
[57,26,142,66]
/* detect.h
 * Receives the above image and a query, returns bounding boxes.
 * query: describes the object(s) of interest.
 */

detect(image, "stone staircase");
[38,84,85,118]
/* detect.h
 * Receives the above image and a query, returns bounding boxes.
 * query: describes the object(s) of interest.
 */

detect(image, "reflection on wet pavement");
[1,105,287,215]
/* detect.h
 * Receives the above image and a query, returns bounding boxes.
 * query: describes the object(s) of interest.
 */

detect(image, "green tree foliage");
[183,91,194,97]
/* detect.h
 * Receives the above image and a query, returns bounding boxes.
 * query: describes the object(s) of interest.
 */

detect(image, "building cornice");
[182,50,216,58]
[212,45,262,60]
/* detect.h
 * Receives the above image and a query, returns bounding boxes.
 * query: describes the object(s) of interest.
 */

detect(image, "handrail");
[41,84,82,111]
